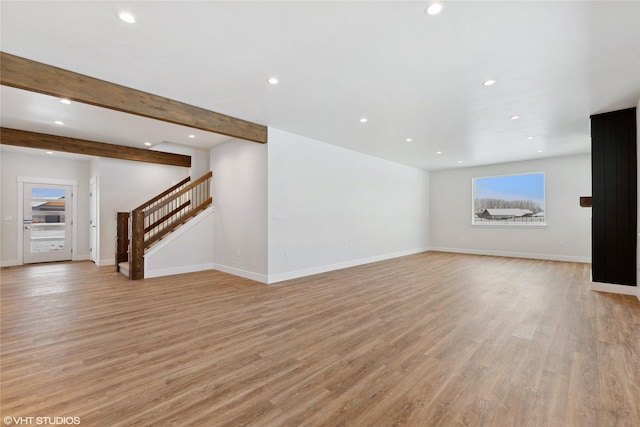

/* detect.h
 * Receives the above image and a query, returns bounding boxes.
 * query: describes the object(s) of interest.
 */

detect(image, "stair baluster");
[115,171,213,280]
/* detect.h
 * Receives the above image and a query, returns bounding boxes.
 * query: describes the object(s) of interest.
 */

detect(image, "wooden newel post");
[130,209,145,280]
[115,212,130,271]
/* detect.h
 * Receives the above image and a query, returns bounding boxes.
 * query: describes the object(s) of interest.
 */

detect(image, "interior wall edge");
[211,264,268,284]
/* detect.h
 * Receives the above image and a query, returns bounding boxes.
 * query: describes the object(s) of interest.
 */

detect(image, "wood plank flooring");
[1,252,639,426]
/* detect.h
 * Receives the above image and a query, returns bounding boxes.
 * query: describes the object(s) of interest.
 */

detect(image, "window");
[472,172,545,226]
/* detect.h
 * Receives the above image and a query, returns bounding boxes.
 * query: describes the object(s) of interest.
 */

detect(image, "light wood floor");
[1,252,639,426]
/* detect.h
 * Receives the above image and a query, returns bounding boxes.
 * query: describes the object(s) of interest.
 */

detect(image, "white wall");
[0,150,91,266]
[267,128,430,283]
[145,206,214,278]
[95,157,188,265]
[430,154,591,262]
[211,139,268,282]
[152,142,211,178]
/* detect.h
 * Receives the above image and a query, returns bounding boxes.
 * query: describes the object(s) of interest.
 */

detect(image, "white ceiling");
[0,86,233,150]
[1,1,639,170]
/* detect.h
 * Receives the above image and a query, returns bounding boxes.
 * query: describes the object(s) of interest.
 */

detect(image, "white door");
[89,178,98,263]
[23,183,73,264]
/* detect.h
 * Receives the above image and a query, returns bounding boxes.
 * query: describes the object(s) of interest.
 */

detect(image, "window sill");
[471,222,547,229]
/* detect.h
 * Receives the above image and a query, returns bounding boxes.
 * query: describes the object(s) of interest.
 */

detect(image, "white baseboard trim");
[3,256,91,267]
[212,263,268,284]
[267,247,431,284]
[2,257,90,267]
[145,263,215,279]
[591,281,638,296]
[98,258,115,266]
[429,247,591,264]
[1,260,19,267]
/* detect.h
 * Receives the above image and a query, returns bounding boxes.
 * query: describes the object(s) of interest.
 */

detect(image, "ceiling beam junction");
[1,127,192,168]
[0,52,268,144]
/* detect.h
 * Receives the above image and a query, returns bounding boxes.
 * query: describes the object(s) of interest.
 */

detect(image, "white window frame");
[471,172,546,227]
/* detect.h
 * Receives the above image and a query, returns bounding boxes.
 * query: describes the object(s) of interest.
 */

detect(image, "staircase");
[116,171,213,280]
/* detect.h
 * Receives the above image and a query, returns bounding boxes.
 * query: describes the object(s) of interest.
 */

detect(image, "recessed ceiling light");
[268,77,279,85]
[46,151,53,155]
[59,98,72,105]
[537,150,543,153]
[360,118,368,123]
[526,136,535,140]
[426,3,443,16]
[457,160,464,164]
[510,115,520,120]
[54,120,64,125]
[405,138,412,142]
[119,12,136,24]
[144,142,152,146]
[188,134,195,138]
[436,151,443,155]
[483,79,496,86]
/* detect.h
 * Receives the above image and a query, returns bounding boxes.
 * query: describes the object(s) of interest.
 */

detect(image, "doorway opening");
[18,177,78,265]
[89,177,98,263]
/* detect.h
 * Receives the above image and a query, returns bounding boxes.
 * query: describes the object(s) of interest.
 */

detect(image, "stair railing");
[116,171,213,280]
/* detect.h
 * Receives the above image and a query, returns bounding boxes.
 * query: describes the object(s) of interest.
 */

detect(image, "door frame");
[17,176,78,265]
[89,176,99,263]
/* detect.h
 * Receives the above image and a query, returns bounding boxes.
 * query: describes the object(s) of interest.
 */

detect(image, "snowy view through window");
[473,173,545,225]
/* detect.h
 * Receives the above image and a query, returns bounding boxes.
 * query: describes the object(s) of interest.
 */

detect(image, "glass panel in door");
[23,183,73,264]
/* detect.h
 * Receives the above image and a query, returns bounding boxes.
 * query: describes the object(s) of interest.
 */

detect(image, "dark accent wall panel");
[591,107,637,286]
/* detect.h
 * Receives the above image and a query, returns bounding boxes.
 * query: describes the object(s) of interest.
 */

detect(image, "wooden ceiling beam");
[0,127,191,168]
[0,52,267,144]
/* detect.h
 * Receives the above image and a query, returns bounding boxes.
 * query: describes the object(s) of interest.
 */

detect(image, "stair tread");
[118,262,130,279]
